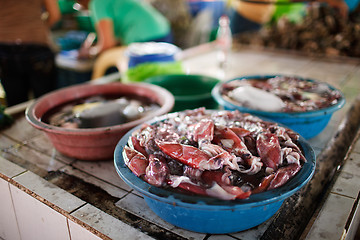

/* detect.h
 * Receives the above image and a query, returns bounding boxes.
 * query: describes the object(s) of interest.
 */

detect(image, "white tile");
[61,165,128,199]
[344,70,360,94]
[68,218,102,240]
[230,216,274,239]
[341,152,360,178]
[71,204,153,240]
[0,156,26,178]
[340,88,360,108]
[72,160,132,191]
[13,171,85,213]
[331,152,360,199]
[116,191,267,240]
[115,193,209,240]
[6,143,66,172]
[168,227,208,240]
[9,183,71,240]
[207,234,237,240]
[0,178,20,240]
[301,60,356,79]
[2,116,42,142]
[345,198,360,240]
[0,134,16,150]
[230,50,273,68]
[305,193,355,240]
[246,57,309,76]
[353,137,360,154]
[182,50,275,81]
[115,193,172,228]
[307,119,339,149]
[26,134,75,165]
[331,171,360,199]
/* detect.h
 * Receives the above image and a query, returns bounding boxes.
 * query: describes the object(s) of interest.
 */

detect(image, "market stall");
[1,43,360,240]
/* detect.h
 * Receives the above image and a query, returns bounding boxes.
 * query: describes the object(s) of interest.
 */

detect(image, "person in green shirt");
[77,0,172,59]
[229,0,349,35]
[271,0,350,23]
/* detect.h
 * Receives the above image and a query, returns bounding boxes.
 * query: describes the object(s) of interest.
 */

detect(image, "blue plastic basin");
[211,75,346,139]
[114,111,316,234]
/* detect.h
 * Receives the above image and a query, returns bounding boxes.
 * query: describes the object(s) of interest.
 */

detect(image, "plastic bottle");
[216,15,232,68]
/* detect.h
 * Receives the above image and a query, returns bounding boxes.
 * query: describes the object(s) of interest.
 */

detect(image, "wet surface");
[1,96,359,239]
[262,96,360,239]
[44,170,186,240]
[1,47,360,239]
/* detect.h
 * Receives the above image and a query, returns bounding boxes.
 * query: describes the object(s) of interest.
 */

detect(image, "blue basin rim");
[114,111,316,210]
[211,74,346,118]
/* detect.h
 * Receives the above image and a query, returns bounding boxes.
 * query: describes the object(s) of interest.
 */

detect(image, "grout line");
[66,218,72,240]
[7,181,22,240]
[344,191,360,230]
[7,175,111,240]
[10,169,28,179]
[67,162,131,193]
[68,202,88,215]
[330,191,357,200]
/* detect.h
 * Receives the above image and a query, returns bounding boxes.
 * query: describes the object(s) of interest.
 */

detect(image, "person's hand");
[77,32,97,60]
[77,46,91,60]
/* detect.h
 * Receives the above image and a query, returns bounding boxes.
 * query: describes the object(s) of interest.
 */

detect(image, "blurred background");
[1,0,359,106]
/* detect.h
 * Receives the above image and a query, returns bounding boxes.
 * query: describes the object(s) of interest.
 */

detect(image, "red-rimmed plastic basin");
[26,82,174,161]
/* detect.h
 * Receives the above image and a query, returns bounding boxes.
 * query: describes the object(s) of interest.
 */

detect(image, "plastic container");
[56,31,89,51]
[126,42,180,68]
[55,51,94,88]
[144,74,220,112]
[114,111,316,234]
[211,75,346,139]
[216,15,232,67]
[25,82,174,161]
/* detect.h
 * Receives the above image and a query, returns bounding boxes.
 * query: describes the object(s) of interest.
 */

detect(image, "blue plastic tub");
[211,75,346,139]
[187,0,226,28]
[114,112,316,234]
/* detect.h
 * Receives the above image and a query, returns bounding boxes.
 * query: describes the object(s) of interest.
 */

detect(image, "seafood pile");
[221,76,342,112]
[235,5,360,58]
[123,108,307,200]
[45,95,160,129]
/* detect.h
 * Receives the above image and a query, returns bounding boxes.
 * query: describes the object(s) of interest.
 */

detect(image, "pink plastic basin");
[25,82,174,161]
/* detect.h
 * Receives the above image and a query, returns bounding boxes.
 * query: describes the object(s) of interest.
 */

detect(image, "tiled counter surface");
[1,46,360,240]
